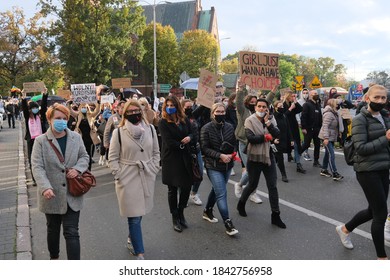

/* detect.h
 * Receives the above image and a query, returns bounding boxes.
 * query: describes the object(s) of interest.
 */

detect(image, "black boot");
[281,174,289,182]
[287,153,293,162]
[271,211,286,229]
[172,210,182,232]
[178,208,188,229]
[236,200,247,217]
[296,163,306,174]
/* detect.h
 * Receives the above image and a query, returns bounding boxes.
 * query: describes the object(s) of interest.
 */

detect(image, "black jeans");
[345,170,389,258]
[83,139,93,170]
[7,113,15,128]
[274,151,287,176]
[45,205,81,260]
[240,156,280,212]
[301,128,321,161]
[168,185,191,214]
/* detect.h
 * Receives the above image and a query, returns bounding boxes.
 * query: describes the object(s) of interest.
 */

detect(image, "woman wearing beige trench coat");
[108,100,160,260]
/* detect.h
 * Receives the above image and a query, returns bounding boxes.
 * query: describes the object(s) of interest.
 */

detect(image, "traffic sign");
[309,75,322,89]
[295,76,304,84]
[158,84,172,93]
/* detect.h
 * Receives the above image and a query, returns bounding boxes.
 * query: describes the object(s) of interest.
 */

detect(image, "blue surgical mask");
[166,107,177,115]
[53,119,68,132]
[31,108,39,114]
[81,108,87,114]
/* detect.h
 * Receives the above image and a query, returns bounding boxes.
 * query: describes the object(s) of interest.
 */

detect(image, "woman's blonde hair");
[282,90,294,105]
[367,84,387,97]
[118,100,148,127]
[46,103,70,121]
[326,98,338,110]
[138,97,150,109]
[210,102,226,119]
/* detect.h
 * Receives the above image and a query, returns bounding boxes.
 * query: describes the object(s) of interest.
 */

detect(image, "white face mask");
[223,101,228,106]
[256,111,266,118]
[302,94,308,99]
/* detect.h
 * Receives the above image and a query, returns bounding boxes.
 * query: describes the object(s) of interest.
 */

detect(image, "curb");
[16,121,32,260]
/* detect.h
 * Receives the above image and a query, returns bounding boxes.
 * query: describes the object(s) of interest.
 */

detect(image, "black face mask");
[214,115,225,123]
[312,95,319,101]
[184,108,193,117]
[125,113,142,124]
[246,104,255,112]
[369,101,386,112]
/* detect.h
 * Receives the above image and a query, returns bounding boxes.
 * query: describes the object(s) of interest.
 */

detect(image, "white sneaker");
[385,216,390,242]
[234,183,242,198]
[336,225,353,249]
[230,169,236,176]
[106,160,110,167]
[190,193,202,206]
[249,192,263,204]
[99,156,104,166]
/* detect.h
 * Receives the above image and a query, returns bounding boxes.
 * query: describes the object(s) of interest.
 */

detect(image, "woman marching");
[31,104,89,260]
[159,95,194,233]
[335,85,390,259]
[201,103,239,236]
[109,100,160,260]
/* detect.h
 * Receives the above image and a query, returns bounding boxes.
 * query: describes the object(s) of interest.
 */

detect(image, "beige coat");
[108,121,160,217]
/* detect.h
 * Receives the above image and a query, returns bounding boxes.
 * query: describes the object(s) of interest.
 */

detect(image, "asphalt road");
[28,149,390,260]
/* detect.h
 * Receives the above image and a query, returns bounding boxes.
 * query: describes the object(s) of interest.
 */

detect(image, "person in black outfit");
[273,100,292,182]
[6,101,16,128]
[159,95,194,233]
[300,90,323,167]
[336,85,390,259]
[225,93,237,129]
[281,90,306,173]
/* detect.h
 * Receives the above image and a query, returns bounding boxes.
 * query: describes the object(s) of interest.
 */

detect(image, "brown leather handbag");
[47,136,96,196]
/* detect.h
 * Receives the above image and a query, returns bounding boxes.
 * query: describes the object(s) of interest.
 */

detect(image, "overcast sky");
[3,0,390,80]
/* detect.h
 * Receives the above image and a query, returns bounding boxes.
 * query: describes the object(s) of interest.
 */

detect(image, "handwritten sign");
[57,89,71,99]
[23,82,46,93]
[197,69,218,109]
[239,51,279,90]
[70,83,96,104]
[101,95,114,104]
[112,78,131,89]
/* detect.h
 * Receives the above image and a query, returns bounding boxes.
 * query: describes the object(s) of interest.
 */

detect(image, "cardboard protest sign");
[101,95,114,104]
[70,83,96,104]
[197,69,218,109]
[57,89,71,99]
[23,82,46,93]
[239,51,280,91]
[112,78,131,89]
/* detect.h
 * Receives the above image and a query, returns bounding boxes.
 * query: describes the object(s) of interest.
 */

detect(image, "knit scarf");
[245,114,271,166]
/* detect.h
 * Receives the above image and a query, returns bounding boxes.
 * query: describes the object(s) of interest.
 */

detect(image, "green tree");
[220,57,238,74]
[178,29,218,77]
[366,70,390,88]
[0,7,63,94]
[278,58,297,89]
[141,23,179,86]
[40,0,146,85]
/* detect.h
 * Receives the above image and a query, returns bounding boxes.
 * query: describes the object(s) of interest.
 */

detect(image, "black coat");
[159,118,193,187]
[281,101,302,143]
[201,120,236,172]
[301,100,323,130]
[22,94,48,141]
[352,107,390,172]
[225,105,238,129]
[273,110,292,153]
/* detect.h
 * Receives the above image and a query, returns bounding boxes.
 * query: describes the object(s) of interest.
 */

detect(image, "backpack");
[343,136,355,166]
[343,114,367,166]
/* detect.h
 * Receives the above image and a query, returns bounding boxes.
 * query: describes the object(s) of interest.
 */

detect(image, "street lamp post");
[216,37,231,75]
[133,0,170,100]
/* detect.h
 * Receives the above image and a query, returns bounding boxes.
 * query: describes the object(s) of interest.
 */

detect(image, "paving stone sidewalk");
[0,120,32,260]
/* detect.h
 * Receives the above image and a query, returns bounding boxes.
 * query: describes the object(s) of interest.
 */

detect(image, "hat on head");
[332,93,341,99]
[28,101,39,109]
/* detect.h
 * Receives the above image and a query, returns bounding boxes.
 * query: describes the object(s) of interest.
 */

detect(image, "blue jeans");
[293,141,301,164]
[205,168,232,221]
[45,205,80,260]
[128,216,144,255]
[322,141,337,173]
[191,150,204,193]
[238,141,249,186]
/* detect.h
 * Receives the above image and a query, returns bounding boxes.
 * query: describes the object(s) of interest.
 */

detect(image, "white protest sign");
[197,69,218,109]
[101,95,114,104]
[70,83,96,104]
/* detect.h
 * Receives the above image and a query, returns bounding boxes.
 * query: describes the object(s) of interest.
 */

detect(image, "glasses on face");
[125,109,141,115]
